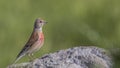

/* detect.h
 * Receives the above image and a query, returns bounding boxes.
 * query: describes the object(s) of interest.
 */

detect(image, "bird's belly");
[28,40,44,54]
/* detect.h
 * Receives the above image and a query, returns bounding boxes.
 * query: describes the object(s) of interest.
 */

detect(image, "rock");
[7,46,112,68]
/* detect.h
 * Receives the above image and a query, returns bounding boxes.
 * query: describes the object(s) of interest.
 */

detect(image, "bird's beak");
[44,21,48,24]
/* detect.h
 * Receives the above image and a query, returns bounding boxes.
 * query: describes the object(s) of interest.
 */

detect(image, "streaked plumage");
[14,18,47,63]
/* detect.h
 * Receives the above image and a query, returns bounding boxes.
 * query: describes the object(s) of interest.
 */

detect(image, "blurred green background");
[0,0,120,68]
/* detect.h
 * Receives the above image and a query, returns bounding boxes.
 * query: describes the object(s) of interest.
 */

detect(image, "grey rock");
[8,46,112,68]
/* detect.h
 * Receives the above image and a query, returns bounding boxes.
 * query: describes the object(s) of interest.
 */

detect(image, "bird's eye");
[40,21,42,23]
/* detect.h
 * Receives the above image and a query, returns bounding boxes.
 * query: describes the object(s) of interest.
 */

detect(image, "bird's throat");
[34,27,42,32]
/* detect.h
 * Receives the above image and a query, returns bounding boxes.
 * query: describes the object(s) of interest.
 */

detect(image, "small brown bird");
[14,18,47,63]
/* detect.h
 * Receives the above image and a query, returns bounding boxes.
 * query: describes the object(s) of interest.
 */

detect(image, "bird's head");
[34,18,47,30]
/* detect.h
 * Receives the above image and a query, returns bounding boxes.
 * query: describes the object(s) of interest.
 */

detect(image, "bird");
[14,18,47,63]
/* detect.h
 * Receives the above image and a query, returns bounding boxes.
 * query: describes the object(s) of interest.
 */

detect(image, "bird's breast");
[39,32,44,42]
[28,32,44,53]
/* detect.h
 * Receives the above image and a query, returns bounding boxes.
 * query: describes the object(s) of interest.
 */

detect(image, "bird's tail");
[7,55,25,68]
[13,54,25,64]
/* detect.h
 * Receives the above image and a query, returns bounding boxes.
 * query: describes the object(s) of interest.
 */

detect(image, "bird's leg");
[31,53,36,59]
[28,53,34,62]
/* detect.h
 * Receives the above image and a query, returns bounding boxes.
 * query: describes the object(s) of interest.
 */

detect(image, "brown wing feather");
[17,31,39,58]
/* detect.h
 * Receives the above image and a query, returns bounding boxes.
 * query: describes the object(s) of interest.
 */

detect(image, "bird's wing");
[17,31,39,58]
